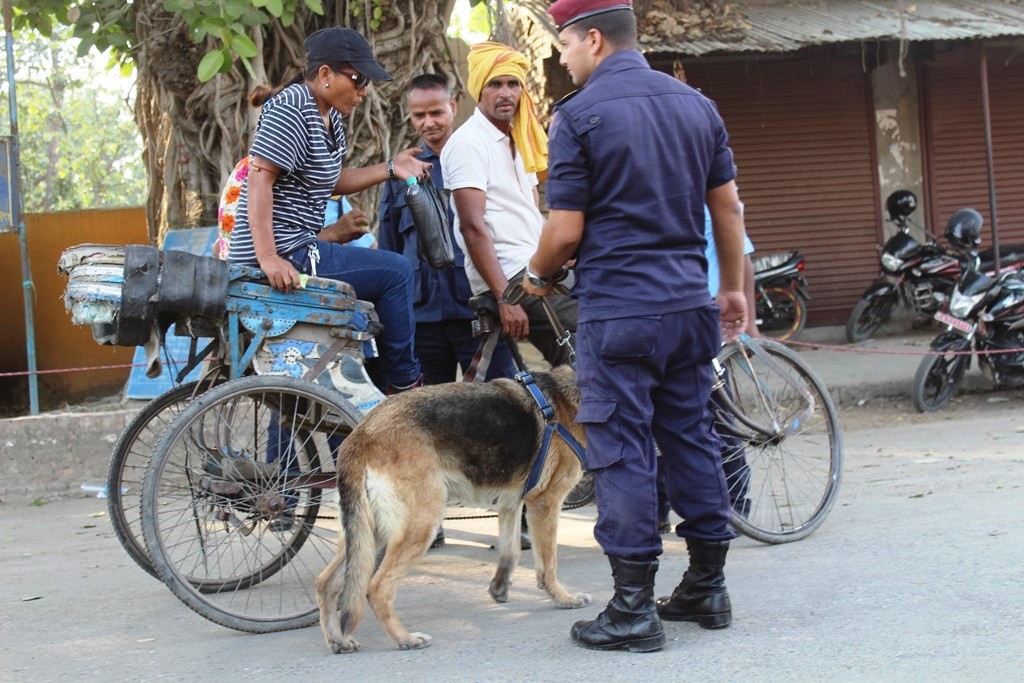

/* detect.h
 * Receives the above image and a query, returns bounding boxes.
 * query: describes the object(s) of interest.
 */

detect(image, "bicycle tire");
[846,295,895,343]
[714,340,843,543]
[911,351,969,413]
[758,287,808,341]
[561,471,595,510]
[106,381,210,580]
[142,376,361,633]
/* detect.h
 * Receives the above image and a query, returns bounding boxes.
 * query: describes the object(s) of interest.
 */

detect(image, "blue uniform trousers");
[575,307,734,560]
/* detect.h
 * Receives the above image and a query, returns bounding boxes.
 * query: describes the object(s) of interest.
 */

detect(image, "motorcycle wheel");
[846,295,896,343]
[757,287,808,341]
[912,350,969,413]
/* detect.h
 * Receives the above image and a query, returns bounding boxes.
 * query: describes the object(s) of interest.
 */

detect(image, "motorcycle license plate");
[934,310,974,335]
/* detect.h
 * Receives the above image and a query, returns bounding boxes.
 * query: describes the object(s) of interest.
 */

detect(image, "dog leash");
[515,371,587,497]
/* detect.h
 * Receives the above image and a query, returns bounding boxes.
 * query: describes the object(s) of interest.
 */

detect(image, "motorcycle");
[752,251,810,341]
[912,209,1024,412]
[846,190,961,343]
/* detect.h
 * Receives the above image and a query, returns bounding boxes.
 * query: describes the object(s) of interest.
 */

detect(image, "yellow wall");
[0,208,148,409]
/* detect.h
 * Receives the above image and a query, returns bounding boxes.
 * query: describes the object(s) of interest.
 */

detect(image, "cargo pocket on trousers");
[600,317,660,361]
[575,397,622,469]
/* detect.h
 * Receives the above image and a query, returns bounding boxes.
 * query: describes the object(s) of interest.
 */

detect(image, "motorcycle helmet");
[885,190,917,221]
[944,208,984,249]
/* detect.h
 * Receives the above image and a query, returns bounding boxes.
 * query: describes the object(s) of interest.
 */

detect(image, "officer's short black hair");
[565,8,637,50]
[409,73,451,96]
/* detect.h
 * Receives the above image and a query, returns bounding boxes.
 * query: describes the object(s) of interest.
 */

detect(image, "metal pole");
[979,43,1000,275]
[3,0,39,414]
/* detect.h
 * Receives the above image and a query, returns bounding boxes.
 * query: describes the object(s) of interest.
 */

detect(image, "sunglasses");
[340,70,371,90]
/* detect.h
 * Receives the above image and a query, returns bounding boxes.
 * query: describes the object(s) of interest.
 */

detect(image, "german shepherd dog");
[316,365,592,653]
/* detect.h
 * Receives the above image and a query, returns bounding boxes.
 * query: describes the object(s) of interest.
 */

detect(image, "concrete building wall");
[872,46,926,240]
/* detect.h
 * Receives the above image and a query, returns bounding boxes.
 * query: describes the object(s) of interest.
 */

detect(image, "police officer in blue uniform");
[523,0,749,653]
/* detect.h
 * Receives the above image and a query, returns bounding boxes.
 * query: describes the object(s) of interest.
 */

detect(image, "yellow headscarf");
[467,42,548,176]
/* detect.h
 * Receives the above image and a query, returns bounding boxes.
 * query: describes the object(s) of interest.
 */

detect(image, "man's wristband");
[387,158,397,181]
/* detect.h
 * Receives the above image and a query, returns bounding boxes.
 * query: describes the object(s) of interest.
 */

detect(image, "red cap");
[547,0,633,31]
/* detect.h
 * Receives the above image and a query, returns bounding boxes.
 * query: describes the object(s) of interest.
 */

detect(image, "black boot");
[571,557,666,652]
[656,539,732,629]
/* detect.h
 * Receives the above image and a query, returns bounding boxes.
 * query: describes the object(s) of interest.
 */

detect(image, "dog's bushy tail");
[335,431,377,633]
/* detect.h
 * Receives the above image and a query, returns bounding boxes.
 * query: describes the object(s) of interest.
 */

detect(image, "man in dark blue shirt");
[524,0,749,653]
[378,74,517,386]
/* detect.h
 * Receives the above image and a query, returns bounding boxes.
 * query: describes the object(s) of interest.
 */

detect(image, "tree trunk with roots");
[130,0,458,244]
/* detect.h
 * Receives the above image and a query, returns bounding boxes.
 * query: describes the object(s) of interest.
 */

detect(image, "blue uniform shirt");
[546,50,737,323]
[378,146,474,322]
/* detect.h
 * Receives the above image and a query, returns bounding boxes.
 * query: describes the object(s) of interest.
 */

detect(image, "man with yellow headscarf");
[441,41,577,368]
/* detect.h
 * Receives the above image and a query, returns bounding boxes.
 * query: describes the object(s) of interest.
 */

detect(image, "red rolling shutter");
[923,44,1024,253]
[680,54,880,325]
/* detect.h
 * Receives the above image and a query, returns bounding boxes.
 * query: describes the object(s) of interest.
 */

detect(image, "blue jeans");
[284,241,420,386]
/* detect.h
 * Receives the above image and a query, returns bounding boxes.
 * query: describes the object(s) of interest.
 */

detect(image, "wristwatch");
[386,158,397,181]
[525,268,551,288]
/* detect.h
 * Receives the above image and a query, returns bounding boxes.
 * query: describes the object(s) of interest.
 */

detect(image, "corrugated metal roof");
[640,0,1024,55]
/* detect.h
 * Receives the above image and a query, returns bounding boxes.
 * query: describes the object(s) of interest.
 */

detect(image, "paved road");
[3,396,1024,682]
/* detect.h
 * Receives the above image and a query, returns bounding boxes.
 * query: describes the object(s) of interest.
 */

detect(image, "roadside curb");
[0,408,136,502]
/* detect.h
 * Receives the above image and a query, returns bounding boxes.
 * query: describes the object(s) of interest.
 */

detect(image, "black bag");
[406,174,455,269]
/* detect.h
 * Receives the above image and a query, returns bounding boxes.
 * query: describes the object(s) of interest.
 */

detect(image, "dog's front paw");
[328,636,361,654]
[397,632,433,650]
[556,592,592,609]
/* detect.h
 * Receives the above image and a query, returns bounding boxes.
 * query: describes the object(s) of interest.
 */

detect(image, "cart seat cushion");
[158,250,229,320]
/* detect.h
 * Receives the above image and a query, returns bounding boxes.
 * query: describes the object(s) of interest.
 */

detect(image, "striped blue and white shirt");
[228,83,347,265]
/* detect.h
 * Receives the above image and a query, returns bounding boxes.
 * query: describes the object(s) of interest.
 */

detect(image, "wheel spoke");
[715,340,842,543]
[142,376,359,632]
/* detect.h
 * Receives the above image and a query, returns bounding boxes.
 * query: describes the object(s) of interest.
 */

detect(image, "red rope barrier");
[0,359,204,378]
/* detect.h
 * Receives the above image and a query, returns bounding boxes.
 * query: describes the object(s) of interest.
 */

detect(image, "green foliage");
[9,0,329,82]
[163,0,317,80]
[0,29,145,212]
[349,0,387,30]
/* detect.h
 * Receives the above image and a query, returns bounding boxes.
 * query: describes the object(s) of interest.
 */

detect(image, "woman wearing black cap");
[229,27,428,392]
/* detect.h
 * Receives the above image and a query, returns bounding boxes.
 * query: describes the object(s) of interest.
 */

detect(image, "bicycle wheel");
[141,376,361,633]
[562,471,595,510]
[911,351,969,413]
[107,380,215,580]
[757,287,807,341]
[713,340,843,543]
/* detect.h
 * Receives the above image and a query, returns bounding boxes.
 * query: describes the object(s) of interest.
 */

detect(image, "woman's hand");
[392,147,432,181]
[258,253,302,293]
[322,207,370,244]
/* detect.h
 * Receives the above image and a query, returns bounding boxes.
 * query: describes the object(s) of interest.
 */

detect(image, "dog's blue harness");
[516,371,587,497]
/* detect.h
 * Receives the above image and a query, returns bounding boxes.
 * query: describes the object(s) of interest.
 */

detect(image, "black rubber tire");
[713,340,843,544]
[757,287,808,341]
[911,351,969,413]
[106,381,209,581]
[846,295,896,343]
[141,376,362,633]
[561,471,595,510]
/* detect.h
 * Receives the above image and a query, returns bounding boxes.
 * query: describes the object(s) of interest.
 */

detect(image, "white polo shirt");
[441,108,544,295]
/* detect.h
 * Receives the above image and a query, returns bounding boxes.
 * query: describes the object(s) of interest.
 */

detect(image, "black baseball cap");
[304,27,393,82]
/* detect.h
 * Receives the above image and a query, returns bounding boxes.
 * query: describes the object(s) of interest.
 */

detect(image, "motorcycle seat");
[978,242,1024,272]
[751,251,797,273]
